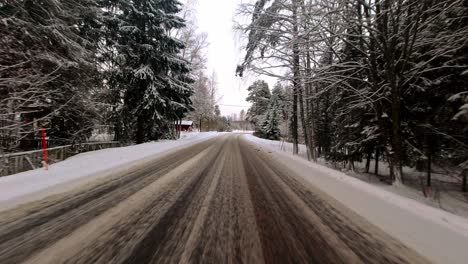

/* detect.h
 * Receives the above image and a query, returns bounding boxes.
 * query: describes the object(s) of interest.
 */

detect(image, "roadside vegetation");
[237,0,468,187]
[0,0,223,154]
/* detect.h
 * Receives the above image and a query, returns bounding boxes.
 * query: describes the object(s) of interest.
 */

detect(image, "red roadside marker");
[41,128,49,170]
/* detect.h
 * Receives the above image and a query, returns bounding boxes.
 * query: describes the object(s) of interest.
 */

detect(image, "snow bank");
[231,130,254,133]
[0,132,218,207]
[246,135,309,158]
[244,134,468,264]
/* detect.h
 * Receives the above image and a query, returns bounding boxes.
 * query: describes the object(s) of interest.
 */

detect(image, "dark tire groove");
[240,145,343,264]
[122,143,225,264]
[266,162,411,264]
[240,138,427,264]
[0,135,430,264]
[0,139,215,264]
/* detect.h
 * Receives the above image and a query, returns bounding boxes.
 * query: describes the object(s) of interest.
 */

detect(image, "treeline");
[0,0,197,152]
[187,72,230,132]
[237,0,468,185]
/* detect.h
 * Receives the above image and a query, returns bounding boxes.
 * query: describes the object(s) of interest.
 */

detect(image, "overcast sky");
[193,0,281,118]
[194,0,249,116]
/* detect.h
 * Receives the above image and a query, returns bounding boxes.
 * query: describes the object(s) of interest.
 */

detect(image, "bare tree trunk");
[427,152,431,187]
[390,76,404,185]
[135,116,145,144]
[365,150,372,173]
[305,51,317,162]
[374,148,379,176]
[178,119,182,139]
[291,0,300,155]
[298,86,310,160]
[463,169,467,193]
[300,0,317,162]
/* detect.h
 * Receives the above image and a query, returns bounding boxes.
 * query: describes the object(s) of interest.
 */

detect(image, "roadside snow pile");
[0,132,218,205]
[245,134,309,159]
[245,134,468,216]
[244,134,468,264]
[180,131,202,139]
[231,130,254,133]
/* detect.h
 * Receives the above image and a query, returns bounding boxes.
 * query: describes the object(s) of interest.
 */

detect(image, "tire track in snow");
[0,134,430,264]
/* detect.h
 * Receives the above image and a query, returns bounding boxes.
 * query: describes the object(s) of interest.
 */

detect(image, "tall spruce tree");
[100,0,193,143]
[246,80,271,132]
[262,93,281,140]
[0,0,100,150]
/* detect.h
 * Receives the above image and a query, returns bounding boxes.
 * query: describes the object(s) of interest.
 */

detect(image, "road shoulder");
[0,133,219,211]
[242,134,468,264]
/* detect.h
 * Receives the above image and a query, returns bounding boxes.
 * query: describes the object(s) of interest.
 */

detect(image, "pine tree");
[246,80,271,132]
[261,93,281,140]
[404,1,468,185]
[271,82,289,136]
[0,0,100,150]
[100,0,193,143]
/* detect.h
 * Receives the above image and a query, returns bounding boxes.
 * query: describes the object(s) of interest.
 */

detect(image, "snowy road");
[0,134,428,263]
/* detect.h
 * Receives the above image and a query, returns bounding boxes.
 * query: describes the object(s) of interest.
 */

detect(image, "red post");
[41,128,48,170]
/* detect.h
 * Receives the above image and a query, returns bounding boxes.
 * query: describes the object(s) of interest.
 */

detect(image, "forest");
[237,0,468,186]
[0,0,223,152]
[1,0,467,187]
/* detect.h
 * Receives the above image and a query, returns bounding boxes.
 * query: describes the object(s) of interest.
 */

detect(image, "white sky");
[195,0,277,116]
[195,0,247,116]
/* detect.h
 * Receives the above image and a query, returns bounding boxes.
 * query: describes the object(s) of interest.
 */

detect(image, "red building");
[176,121,193,132]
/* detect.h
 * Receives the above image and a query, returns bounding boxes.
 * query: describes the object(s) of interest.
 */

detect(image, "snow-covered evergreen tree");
[261,93,281,140]
[271,82,288,135]
[246,80,271,132]
[237,0,468,186]
[0,0,100,151]
[100,0,193,143]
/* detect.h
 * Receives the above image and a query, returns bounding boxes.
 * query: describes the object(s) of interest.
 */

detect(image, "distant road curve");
[0,134,428,264]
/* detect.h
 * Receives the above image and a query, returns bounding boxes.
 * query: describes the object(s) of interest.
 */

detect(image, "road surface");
[0,134,429,263]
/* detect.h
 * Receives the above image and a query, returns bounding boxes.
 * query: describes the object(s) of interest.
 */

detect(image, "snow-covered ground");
[246,135,468,217]
[231,130,254,133]
[0,132,218,210]
[244,134,468,264]
[3,131,467,263]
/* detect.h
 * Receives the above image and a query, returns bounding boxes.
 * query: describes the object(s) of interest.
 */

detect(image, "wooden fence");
[0,142,122,177]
